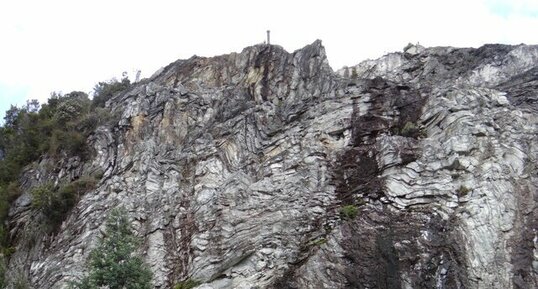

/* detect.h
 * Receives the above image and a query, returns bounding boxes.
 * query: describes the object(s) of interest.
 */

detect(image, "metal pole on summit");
[267,30,270,45]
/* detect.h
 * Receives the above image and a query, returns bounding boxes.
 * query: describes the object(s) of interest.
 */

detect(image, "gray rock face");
[5,41,538,289]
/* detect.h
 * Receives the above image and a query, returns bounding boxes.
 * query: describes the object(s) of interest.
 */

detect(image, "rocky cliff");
[5,40,538,289]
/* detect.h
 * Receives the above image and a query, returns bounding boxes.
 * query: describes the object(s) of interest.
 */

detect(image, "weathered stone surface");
[5,41,538,289]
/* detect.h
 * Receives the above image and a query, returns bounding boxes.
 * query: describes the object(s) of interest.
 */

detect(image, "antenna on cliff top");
[267,30,270,45]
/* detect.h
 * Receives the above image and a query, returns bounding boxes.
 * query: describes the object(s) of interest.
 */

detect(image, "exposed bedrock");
[5,41,538,289]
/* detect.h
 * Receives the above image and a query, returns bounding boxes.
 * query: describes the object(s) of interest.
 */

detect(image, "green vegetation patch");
[457,185,471,197]
[72,208,153,289]
[32,176,97,229]
[308,238,327,247]
[174,279,201,289]
[340,204,359,220]
[0,76,130,252]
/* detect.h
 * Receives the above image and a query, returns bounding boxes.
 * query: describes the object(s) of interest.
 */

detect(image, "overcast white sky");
[1,0,538,117]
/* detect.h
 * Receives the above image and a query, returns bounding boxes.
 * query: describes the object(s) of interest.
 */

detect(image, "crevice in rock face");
[509,183,538,289]
[268,211,335,289]
[162,158,200,286]
[254,46,272,102]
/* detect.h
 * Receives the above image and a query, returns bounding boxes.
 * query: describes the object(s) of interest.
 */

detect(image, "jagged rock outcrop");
[5,41,538,289]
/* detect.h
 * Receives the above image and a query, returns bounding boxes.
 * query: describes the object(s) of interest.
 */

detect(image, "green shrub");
[0,255,5,289]
[31,182,57,212]
[1,246,15,257]
[457,185,471,197]
[0,86,115,254]
[400,121,418,136]
[0,224,7,250]
[308,238,327,247]
[72,208,153,289]
[92,78,130,108]
[174,279,201,289]
[340,205,359,220]
[5,181,21,202]
[32,177,96,228]
[397,121,427,138]
[0,189,8,248]
[58,176,97,201]
[31,182,69,228]
[49,129,88,157]
[90,169,105,180]
[55,97,89,124]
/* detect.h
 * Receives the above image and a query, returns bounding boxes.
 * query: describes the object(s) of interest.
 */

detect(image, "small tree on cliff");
[73,208,152,289]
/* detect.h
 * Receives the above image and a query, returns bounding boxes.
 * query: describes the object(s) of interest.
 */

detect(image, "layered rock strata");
[6,41,538,289]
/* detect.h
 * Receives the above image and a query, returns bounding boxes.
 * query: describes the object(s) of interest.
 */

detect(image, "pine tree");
[73,208,152,289]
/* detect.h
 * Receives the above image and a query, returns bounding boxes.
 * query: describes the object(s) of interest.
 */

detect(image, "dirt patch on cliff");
[333,77,427,205]
[340,209,469,289]
[333,77,468,288]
